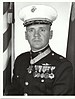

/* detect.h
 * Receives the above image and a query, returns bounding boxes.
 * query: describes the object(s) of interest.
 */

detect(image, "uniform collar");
[32,44,49,53]
[30,44,51,58]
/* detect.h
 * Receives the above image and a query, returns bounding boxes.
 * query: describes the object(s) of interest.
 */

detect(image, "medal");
[33,71,40,78]
[44,73,49,78]
[40,73,45,78]
[35,65,42,73]
[27,65,33,74]
[30,48,51,65]
[49,73,54,79]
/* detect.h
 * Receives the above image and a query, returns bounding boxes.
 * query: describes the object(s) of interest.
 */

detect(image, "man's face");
[25,24,52,51]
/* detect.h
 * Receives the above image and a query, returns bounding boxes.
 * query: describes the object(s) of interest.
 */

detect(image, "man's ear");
[25,31,28,40]
[49,30,53,39]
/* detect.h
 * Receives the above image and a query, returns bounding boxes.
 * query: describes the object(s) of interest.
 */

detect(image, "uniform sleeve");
[53,61,74,95]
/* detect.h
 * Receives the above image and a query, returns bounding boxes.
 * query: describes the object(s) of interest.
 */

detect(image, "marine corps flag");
[3,2,14,94]
[66,2,75,94]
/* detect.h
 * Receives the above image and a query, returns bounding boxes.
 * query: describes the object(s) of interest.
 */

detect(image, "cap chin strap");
[23,20,52,27]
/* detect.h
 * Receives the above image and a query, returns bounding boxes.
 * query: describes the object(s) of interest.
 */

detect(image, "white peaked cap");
[19,4,58,26]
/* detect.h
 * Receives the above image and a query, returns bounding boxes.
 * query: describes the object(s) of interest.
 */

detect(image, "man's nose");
[34,30,40,37]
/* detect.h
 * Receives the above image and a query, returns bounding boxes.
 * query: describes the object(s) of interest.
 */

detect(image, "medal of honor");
[33,71,40,78]
[27,47,56,79]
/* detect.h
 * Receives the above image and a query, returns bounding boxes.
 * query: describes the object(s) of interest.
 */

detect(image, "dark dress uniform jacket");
[7,46,73,96]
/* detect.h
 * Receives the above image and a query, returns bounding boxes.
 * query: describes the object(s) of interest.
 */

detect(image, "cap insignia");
[31,6,37,12]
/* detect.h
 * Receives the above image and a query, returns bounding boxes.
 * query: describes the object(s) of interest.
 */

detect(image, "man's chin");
[33,45,42,49]
[32,45,43,50]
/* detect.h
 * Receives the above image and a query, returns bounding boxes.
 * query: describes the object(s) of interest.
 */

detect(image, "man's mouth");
[32,38,42,42]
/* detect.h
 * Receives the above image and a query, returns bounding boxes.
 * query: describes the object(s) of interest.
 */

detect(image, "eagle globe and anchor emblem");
[31,6,37,12]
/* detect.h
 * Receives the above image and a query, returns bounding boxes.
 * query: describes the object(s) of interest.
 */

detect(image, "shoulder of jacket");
[51,51,73,74]
[15,51,30,60]
[13,51,30,72]
[51,50,71,65]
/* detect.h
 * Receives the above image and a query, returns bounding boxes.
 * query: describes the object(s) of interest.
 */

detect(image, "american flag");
[3,2,14,94]
[66,2,75,93]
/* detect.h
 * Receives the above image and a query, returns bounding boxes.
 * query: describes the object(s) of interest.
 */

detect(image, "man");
[6,4,73,95]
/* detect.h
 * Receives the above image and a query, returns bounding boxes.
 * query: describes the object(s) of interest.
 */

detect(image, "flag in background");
[66,2,75,94]
[3,2,14,94]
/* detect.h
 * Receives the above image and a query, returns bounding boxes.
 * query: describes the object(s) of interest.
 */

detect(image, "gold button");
[25,82,29,86]
[52,53,54,56]
[41,79,44,82]
[24,93,28,96]
[17,75,19,78]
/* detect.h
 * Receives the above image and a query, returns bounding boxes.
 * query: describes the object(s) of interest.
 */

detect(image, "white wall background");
[15,2,71,59]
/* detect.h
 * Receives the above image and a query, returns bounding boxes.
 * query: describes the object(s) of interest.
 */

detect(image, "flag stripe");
[66,2,75,93]
[3,39,11,71]
[3,2,10,14]
[3,56,11,91]
[66,2,75,64]
[3,24,11,52]
[3,2,12,92]
[3,11,9,34]
[3,2,14,94]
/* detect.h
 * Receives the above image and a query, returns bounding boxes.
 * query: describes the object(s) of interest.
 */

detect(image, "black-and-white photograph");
[3,1,75,96]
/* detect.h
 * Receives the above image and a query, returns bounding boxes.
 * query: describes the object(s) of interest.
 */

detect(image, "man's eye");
[28,29,34,32]
[40,29,45,32]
